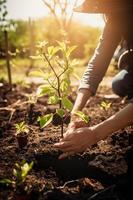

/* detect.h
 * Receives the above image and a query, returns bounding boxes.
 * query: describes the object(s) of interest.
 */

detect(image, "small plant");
[0,161,34,193]
[15,121,29,135]
[31,41,89,138]
[15,122,29,148]
[72,110,90,123]
[13,161,33,187]
[100,100,112,112]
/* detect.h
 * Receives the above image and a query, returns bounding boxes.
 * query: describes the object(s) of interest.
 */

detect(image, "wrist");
[91,122,111,142]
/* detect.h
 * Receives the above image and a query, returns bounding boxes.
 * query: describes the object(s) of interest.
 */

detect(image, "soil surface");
[0,80,133,200]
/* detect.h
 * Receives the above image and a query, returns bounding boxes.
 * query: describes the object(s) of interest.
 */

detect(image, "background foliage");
[0,17,101,59]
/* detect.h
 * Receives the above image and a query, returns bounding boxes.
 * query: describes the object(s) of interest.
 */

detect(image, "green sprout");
[15,121,29,135]
[13,161,34,186]
[0,161,34,189]
[100,100,112,112]
[73,111,90,123]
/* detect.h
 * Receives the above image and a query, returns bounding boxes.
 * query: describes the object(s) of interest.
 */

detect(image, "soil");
[0,80,133,200]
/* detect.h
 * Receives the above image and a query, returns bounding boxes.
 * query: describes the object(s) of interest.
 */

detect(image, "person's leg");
[112,69,133,99]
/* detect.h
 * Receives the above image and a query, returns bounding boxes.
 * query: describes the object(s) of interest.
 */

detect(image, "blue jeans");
[112,69,133,99]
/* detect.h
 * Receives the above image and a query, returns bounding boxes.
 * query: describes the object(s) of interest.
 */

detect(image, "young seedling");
[27,94,38,124]
[15,121,29,148]
[72,110,90,124]
[31,41,89,138]
[100,100,112,112]
[0,161,34,193]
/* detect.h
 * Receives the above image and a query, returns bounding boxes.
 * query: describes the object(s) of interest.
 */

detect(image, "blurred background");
[0,0,107,86]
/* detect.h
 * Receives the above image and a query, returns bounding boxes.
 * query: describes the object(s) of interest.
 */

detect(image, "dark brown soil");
[0,81,133,200]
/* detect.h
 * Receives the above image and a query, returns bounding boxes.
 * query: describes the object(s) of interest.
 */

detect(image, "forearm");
[79,20,121,95]
[94,103,133,141]
[71,88,92,113]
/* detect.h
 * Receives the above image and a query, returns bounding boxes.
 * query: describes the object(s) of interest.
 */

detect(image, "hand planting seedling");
[15,121,29,148]
[31,41,89,138]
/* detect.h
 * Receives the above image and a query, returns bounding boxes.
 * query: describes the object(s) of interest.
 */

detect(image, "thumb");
[58,151,74,159]
[58,153,68,159]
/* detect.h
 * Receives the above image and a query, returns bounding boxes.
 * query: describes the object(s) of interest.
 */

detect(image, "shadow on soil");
[33,148,133,200]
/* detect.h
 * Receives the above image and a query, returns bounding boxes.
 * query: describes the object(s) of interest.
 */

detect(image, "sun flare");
[7,0,104,27]
[43,0,105,28]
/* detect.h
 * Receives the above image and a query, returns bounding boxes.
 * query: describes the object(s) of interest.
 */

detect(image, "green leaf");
[57,41,66,51]
[66,46,77,58]
[0,179,12,186]
[15,163,20,169]
[62,97,73,111]
[21,161,34,181]
[70,59,79,66]
[45,72,53,80]
[36,41,48,48]
[15,122,29,134]
[38,114,53,128]
[100,101,111,111]
[47,46,59,57]
[66,67,73,75]
[73,111,90,123]
[13,168,18,177]
[56,108,65,118]
[48,95,59,104]
[36,85,51,97]
[60,79,69,93]
[48,46,54,55]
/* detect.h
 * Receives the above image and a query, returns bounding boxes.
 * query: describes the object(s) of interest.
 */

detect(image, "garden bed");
[0,81,133,200]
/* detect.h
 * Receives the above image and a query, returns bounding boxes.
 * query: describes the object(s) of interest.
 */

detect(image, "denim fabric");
[79,14,133,96]
[112,69,133,101]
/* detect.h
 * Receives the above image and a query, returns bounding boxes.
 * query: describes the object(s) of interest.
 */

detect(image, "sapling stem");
[59,99,64,138]
[44,52,64,137]
[35,42,77,139]
[57,77,64,138]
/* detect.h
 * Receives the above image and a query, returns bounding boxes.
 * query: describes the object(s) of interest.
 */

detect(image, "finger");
[59,151,75,160]
[68,121,76,128]
[63,133,73,141]
[59,131,75,142]
[54,141,72,149]
[65,127,75,136]
[59,146,81,153]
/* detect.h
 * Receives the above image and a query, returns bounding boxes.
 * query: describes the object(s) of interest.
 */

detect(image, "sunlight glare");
[42,0,105,28]
[7,0,104,28]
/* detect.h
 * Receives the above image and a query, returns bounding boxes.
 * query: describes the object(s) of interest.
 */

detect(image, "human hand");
[54,126,98,159]
[68,114,89,131]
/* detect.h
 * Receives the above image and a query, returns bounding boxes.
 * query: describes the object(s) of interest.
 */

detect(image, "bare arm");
[94,103,133,141]
[71,88,92,113]
[54,103,133,159]
[72,19,121,116]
